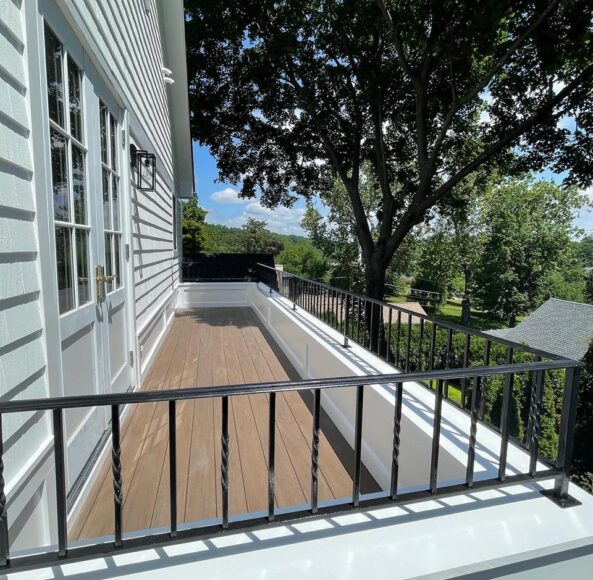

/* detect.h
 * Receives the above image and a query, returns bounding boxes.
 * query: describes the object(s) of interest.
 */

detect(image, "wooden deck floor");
[70,307,374,541]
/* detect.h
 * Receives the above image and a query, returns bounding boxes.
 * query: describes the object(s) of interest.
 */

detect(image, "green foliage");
[186,0,593,302]
[181,196,207,255]
[382,320,566,459]
[585,271,593,305]
[576,236,593,268]
[474,180,585,324]
[277,243,327,280]
[236,218,284,255]
[573,340,593,491]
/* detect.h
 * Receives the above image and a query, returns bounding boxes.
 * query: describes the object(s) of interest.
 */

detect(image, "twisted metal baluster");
[466,377,480,487]
[310,389,321,513]
[390,382,404,500]
[529,370,544,476]
[0,415,8,567]
[111,405,123,547]
[221,396,229,528]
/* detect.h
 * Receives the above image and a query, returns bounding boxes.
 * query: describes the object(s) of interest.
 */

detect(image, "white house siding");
[60,0,181,379]
[0,0,54,549]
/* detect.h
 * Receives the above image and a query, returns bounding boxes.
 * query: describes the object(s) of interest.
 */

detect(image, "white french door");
[40,6,133,490]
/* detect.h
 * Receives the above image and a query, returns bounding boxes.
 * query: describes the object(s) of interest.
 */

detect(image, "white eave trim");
[157,0,194,199]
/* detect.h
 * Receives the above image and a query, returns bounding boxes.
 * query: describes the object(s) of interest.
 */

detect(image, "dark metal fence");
[255,263,567,410]
[181,253,275,282]
[0,268,583,571]
[0,359,581,571]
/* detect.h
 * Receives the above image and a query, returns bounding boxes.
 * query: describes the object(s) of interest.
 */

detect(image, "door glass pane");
[114,235,121,289]
[103,168,111,229]
[112,175,119,231]
[100,102,108,164]
[76,229,90,305]
[50,129,69,221]
[44,25,64,127]
[110,115,118,171]
[105,233,113,294]
[56,226,74,313]
[68,56,83,142]
[73,145,86,224]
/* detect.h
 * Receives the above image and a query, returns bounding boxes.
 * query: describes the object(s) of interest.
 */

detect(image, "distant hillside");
[202,222,312,253]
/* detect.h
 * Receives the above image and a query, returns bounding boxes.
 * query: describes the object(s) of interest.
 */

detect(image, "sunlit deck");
[70,307,377,541]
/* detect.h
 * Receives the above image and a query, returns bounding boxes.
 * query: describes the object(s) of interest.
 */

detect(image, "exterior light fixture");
[130,144,156,191]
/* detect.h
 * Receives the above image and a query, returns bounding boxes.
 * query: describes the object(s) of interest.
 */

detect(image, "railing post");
[543,365,582,507]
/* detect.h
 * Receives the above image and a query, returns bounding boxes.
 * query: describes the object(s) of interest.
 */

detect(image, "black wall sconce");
[130,144,156,191]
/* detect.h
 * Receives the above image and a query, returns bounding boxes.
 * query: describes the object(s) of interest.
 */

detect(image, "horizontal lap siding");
[66,0,179,344]
[133,170,178,330]
[0,0,50,485]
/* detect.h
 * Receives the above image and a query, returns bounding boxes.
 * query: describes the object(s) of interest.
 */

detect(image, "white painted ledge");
[11,481,593,579]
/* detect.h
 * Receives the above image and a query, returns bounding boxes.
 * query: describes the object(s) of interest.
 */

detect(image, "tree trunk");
[460,267,471,326]
[364,257,387,354]
[461,298,470,326]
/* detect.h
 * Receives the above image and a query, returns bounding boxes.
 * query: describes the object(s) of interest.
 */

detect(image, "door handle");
[96,265,106,303]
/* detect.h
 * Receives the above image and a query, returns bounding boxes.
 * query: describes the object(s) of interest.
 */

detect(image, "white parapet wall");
[183,281,539,492]
[177,282,252,309]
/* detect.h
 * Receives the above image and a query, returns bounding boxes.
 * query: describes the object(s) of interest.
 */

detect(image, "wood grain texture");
[70,308,360,540]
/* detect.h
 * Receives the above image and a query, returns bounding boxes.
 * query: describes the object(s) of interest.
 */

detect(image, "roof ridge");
[545,297,593,309]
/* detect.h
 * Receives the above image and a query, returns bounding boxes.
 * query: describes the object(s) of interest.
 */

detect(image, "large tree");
[237,218,285,255]
[474,179,585,325]
[186,0,593,301]
[181,196,207,255]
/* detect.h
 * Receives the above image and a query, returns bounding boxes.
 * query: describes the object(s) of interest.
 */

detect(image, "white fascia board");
[156,0,194,199]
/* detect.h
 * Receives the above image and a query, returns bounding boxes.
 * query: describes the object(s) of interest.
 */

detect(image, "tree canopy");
[186,0,593,299]
[181,196,207,255]
[473,179,585,324]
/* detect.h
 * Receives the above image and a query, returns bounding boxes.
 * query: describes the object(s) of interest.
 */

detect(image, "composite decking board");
[70,308,367,541]
[68,313,180,538]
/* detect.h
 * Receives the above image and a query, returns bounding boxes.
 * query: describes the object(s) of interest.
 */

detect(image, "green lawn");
[385,294,410,304]
[425,300,525,331]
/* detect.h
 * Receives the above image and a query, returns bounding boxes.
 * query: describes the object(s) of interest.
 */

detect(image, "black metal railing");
[255,263,567,412]
[0,358,582,571]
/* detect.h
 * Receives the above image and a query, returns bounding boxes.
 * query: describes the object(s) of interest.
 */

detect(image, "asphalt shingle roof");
[487,298,593,361]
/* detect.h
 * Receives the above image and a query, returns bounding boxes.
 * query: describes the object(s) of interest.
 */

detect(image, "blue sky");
[193,142,593,237]
[193,143,310,236]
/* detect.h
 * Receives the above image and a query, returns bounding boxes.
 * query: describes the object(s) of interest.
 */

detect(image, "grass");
[386,292,510,331]
[425,300,525,331]
[385,294,410,304]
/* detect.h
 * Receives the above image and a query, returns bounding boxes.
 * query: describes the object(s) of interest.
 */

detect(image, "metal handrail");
[255,262,565,361]
[0,268,584,571]
[0,360,579,414]
[0,359,582,571]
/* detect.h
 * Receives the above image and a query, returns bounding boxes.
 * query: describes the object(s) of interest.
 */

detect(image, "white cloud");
[219,201,308,236]
[210,187,250,204]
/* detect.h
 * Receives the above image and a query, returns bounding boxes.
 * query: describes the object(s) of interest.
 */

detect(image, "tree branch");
[428,0,559,170]
[376,0,417,85]
[429,62,593,205]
